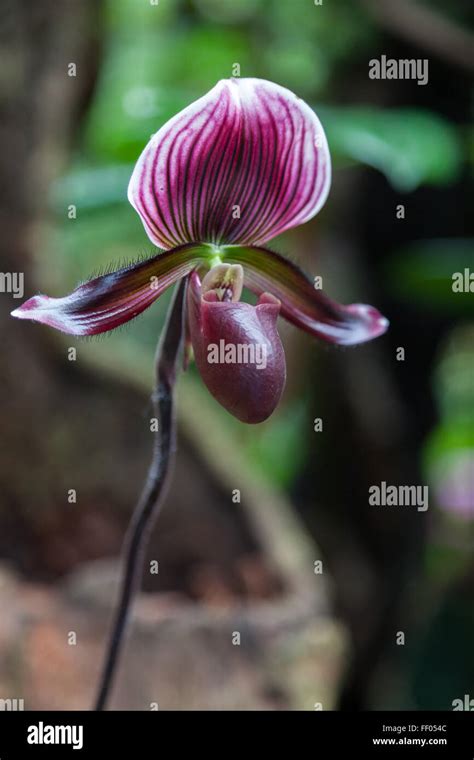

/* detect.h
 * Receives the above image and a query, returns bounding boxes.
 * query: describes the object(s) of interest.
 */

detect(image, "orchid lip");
[187,271,286,423]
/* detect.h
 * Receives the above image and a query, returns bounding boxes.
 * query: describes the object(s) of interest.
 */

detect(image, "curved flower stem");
[94,279,187,711]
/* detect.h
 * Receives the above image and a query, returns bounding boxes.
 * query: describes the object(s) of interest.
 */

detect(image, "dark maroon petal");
[221,245,389,346]
[187,272,286,424]
[128,78,331,249]
[11,244,209,336]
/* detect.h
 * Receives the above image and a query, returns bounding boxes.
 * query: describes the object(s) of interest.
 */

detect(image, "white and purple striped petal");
[128,78,331,249]
[11,244,209,336]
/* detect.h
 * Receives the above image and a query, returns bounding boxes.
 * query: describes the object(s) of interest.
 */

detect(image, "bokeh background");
[0,0,473,710]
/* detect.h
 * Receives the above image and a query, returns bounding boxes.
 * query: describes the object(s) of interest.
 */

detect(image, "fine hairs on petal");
[80,249,160,284]
[11,244,212,336]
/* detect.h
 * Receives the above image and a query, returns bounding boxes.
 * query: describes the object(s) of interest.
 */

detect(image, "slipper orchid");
[12,78,388,423]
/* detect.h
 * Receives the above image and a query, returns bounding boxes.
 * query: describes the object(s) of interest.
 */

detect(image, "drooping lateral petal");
[11,244,210,336]
[221,245,389,346]
[128,78,331,249]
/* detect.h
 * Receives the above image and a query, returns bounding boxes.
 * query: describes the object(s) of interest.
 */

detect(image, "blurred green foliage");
[424,327,474,522]
[385,239,474,315]
[320,107,462,191]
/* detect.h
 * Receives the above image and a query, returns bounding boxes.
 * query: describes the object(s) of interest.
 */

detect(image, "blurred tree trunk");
[0,0,102,273]
[0,1,129,571]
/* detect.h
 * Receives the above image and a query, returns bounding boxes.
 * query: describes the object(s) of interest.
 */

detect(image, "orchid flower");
[12,78,388,423]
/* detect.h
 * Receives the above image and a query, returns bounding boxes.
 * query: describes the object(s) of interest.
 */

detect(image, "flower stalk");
[94,279,186,711]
